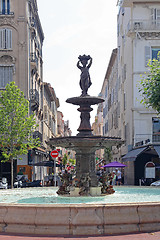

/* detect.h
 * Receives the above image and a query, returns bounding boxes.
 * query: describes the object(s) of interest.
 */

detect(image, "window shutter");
[124,64,126,80]
[157,9,160,21]
[6,29,12,49]
[0,29,3,49]
[44,105,48,120]
[151,8,155,21]
[145,46,151,66]
[0,66,13,88]
[2,0,5,14]
[7,0,10,14]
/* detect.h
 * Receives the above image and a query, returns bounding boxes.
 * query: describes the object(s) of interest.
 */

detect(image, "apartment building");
[101,0,160,185]
[92,98,104,164]
[100,48,122,167]
[0,0,61,182]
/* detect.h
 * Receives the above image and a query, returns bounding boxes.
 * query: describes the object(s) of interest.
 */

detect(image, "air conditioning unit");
[134,22,143,30]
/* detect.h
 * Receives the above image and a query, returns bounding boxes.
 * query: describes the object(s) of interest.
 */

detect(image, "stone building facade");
[0,0,61,182]
[99,0,160,185]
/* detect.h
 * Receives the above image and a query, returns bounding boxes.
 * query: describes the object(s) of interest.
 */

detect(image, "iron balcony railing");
[33,131,42,142]
[134,133,160,147]
[29,89,39,104]
[0,11,14,15]
[127,19,160,34]
[30,53,38,69]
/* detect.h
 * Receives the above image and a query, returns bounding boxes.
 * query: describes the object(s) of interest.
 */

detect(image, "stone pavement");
[0,231,160,240]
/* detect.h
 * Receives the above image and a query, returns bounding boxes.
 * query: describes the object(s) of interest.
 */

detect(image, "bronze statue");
[78,173,91,196]
[56,170,71,195]
[77,55,92,96]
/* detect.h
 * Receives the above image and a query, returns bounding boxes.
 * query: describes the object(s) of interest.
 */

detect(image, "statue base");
[70,187,80,197]
[89,187,101,196]
[69,186,102,197]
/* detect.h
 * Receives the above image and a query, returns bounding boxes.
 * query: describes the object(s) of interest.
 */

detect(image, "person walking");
[115,168,122,185]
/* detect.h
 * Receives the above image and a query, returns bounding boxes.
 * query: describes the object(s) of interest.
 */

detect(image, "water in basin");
[0,186,159,204]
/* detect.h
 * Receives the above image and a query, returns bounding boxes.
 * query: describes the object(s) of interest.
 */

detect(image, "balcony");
[33,131,42,142]
[29,89,39,111]
[30,53,38,70]
[0,11,14,16]
[152,134,160,143]
[127,20,160,37]
[121,0,160,7]
[134,133,160,147]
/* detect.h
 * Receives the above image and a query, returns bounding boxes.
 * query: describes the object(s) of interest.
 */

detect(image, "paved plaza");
[0,231,160,240]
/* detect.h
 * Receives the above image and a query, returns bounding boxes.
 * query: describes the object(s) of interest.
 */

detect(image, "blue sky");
[37,0,118,135]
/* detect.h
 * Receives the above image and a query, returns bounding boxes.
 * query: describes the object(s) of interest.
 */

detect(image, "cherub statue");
[56,170,71,195]
[79,173,91,196]
[77,55,92,96]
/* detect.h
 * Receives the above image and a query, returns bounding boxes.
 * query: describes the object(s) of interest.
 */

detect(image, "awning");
[154,145,160,158]
[102,161,126,168]
[122,147,147,162]
[33,147,48,157]
[32,161,60,167]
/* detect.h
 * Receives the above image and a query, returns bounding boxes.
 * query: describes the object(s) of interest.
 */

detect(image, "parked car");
[150,180,160,186]
[0,178,8,189]
[22,180,42,188]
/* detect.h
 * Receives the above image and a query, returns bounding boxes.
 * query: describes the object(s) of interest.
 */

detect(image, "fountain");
[0,56,159,236]
[47,54,122,196]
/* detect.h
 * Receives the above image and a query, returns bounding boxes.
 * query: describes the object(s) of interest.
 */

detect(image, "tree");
[103,147,112,163]
[0,82,39,188]
[138,52,160,113]
[62,153,68,166]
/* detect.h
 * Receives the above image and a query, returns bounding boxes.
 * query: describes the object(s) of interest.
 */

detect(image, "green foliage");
[0,82,40,162]
[62,153,68,166]
[68,158,76,165]
[138,52,160,113]
[104,147,112,163]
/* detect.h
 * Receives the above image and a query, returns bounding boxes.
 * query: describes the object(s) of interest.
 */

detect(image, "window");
[152,118,160,142]
[0,0,10,14]
[145,46,160,66]
[0,28,12,50]
[152,48,160,60]
[0,66,13,88]
[151,8,160,24]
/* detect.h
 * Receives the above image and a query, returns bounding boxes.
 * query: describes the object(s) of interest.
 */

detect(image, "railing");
[0,11,14,15]
[127,20,160,33]
[152,134,160,143]
[134,133,160,147]
[33,131,42,142]
[29,89,39,104]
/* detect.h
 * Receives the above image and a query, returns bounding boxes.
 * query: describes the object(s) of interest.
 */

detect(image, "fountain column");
[76,149,97,187]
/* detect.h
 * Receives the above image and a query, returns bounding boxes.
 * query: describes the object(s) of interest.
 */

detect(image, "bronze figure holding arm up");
[77,55,92,96]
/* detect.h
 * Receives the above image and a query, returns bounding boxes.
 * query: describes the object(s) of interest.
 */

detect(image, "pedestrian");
[116,168,122,185]
[112,171,116,185]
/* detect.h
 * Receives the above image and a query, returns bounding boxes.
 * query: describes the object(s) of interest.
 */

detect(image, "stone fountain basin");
[66,95,104,106]
[0,187,159,235]
[0,202,159,235]
[48,135,123,150]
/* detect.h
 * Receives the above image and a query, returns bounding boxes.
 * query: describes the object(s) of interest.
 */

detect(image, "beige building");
[100,0,160,185]
[92,98,104,165]
[0,0,61,182]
